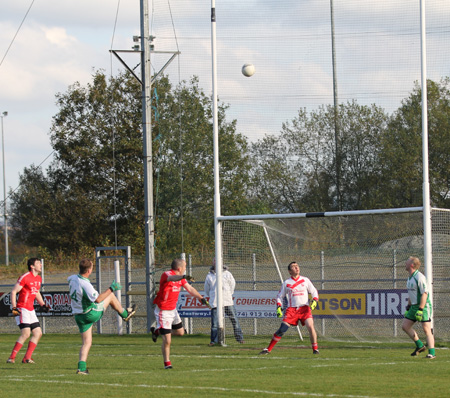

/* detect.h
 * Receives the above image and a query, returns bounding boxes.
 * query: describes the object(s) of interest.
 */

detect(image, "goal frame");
[216,206,434,345]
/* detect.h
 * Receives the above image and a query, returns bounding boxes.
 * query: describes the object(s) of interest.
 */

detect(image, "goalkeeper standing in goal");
[402,256,435,359]
[260,261,319,355]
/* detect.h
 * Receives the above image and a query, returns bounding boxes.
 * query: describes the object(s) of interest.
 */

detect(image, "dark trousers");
[210,305,244,343]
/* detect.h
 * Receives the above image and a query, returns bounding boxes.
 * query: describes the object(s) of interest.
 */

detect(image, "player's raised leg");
[102,293,136,321]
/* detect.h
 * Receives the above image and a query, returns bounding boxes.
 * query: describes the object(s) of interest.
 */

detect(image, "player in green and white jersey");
[68,259,136,374]
[402,256,435,359]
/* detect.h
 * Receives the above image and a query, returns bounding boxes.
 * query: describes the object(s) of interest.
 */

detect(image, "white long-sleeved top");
[277,275,319,308]
[204,267,236,308]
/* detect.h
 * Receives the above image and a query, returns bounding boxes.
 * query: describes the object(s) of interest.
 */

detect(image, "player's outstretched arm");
[110,280,122,292]
[201,297,211,309]
[183,283,201,298]
[184,284,210,308]
[96,281,122,303]
[167,273,193,282]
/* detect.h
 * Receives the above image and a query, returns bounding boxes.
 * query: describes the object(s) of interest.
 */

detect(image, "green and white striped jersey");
[68,274,99,314]
[406,270,429,306]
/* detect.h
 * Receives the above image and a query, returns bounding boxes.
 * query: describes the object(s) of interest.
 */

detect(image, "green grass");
[1,334,449,397]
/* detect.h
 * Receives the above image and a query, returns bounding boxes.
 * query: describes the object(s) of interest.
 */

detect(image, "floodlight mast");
[140,0,156,332]
[211,0,225,346]
[111,0,180,332]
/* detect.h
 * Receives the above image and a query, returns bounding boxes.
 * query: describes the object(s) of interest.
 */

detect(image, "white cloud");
[42,26,77,47]
[0,0,449,201]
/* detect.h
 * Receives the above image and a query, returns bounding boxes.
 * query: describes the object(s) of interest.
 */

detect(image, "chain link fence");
[1,208,449,346]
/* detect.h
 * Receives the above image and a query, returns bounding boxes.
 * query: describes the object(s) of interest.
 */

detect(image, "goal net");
[218,207,450,345]
[138,1,450,346]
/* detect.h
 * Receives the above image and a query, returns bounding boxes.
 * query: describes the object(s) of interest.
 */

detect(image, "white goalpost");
[214,207,450,344]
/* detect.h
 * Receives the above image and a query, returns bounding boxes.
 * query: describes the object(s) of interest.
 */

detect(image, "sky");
[1,0,450,209]
[0,1,141,203]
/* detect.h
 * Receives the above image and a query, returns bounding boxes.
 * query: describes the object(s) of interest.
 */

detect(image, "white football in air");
[242,63,255,77]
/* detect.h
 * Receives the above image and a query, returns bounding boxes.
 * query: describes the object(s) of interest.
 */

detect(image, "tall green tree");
[250,101,389,213]
[152,76,253,254]
[379,78,450,208]
[11,71,252,255]
[11,71,143,252]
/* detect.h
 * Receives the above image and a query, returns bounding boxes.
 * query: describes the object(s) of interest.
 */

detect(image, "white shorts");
[15,308,39,326]
[154,306,182,330]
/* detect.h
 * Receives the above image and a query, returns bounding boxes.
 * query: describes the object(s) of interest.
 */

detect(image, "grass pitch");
[1,334,449,397]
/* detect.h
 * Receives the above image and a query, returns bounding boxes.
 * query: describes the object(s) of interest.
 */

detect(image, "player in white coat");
[260,261,319,355]
[204,262,244,345]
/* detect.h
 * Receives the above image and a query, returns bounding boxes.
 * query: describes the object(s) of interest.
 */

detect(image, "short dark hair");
[79,259,94,274]
[171,258,185,270]
[27,257,40,271]
[288,261,298,271]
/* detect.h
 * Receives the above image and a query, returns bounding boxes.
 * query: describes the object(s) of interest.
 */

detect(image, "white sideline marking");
[107,365,299,376]
[0,377,380,398]
[311,360,446,368]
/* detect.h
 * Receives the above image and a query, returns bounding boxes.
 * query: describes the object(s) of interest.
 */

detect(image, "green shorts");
[405,303,432,322]
[74,303,105,333]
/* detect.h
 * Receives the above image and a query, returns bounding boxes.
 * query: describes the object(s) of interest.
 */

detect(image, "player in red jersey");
[6,258,50,364]
[151,258,209,369]
[260,261,320,355]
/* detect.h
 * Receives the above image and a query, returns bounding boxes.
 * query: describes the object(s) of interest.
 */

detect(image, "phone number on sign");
[236,311,277,318]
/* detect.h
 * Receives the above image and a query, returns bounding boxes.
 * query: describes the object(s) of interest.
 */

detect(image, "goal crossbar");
[218,207,423,222]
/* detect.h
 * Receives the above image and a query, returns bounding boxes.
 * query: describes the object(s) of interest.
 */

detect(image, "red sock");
[267,334,282,352]
[24,341,37,360]
[312,343,318,351]
[10,342,23,359]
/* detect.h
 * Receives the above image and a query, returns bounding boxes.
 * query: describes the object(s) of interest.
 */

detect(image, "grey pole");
[140,0,156,332]
[330,0,341,210]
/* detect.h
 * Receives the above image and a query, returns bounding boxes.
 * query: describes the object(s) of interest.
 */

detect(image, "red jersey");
[153,270,187,310]
[16,272,42,311]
